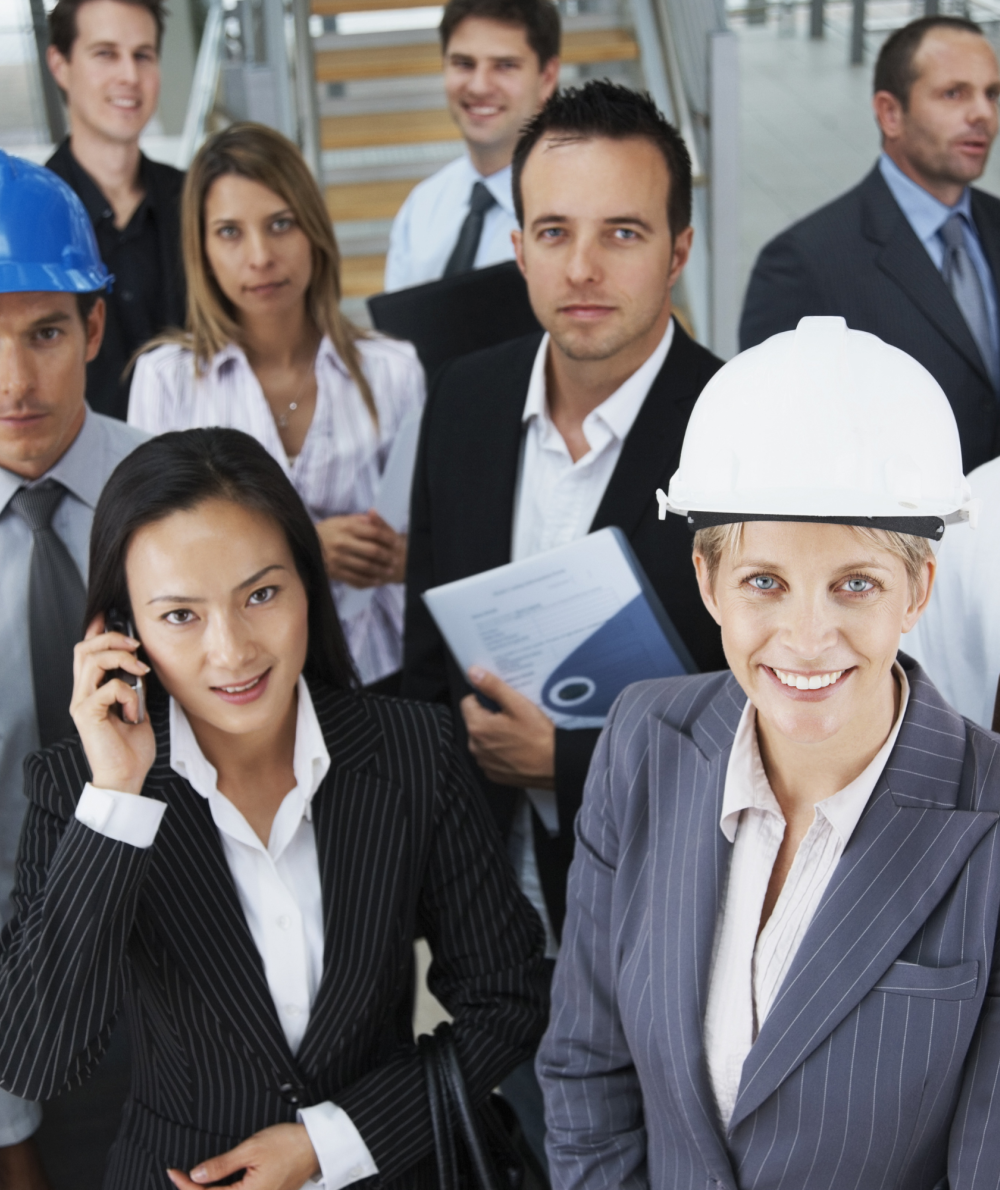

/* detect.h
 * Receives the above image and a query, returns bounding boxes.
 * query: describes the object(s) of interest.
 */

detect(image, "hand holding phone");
[102,610,146,724]
[70,613,156,795]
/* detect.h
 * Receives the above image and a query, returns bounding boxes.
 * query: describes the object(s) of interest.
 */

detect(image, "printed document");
[423,527,693,728]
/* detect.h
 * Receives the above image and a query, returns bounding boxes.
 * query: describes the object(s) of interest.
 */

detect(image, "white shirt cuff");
[298,1101,379,1188]
[75,783,167,848]
[0,1086,42,1145]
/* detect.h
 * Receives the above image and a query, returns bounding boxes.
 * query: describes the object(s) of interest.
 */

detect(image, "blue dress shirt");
[879,152,1000,385]
[0,408,146,1144]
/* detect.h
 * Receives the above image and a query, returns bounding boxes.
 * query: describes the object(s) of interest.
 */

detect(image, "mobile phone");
[103,608,146,724]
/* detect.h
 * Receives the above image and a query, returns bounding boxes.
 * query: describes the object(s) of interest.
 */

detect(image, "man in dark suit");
[402,79,725,1159]
[740,15,1000,472]
[45,0,185,421]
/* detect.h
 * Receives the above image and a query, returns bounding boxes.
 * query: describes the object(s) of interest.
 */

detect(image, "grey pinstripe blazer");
[0,684,548,1189]
[538,654,1000,1190]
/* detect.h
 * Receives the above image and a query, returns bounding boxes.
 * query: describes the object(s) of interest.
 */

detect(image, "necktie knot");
[940,212,968,252]
[10,480,69,533]
[469,181,497,215]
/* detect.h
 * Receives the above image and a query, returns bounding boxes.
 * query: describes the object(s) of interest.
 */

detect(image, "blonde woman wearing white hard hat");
[539,317,999,1190]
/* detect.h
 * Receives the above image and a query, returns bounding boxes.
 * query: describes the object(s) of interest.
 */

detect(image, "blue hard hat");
[0,149,112,295]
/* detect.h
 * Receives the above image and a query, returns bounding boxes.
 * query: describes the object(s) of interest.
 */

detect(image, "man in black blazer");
[402,80,725,1156]
[45,0,185,421]
[740,15,1000,472]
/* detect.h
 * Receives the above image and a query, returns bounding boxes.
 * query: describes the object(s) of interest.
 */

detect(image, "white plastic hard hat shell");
[665,317,972,521]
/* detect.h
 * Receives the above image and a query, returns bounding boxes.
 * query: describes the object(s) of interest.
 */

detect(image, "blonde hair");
[693,521,934,595]
[148,123,376,424]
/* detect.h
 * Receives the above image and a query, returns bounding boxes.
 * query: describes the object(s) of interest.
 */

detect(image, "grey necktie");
[940,212,999,389]
[443,181,497,277]
[10,481,86,747]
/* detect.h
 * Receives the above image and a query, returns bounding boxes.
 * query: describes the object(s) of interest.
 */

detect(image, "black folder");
[366,260,541,379]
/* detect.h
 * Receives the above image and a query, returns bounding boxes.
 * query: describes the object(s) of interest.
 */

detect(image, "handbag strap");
[418,1031,458,1190]
[419,1023,503,1190]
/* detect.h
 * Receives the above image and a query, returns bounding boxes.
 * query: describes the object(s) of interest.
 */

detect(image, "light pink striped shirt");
[129,335,426,684]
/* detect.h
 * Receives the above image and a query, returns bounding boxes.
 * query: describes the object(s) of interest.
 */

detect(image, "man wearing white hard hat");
[538,316,1000,1189]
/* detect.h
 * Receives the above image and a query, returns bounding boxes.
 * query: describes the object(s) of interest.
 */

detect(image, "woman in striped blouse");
[128,124,424,689]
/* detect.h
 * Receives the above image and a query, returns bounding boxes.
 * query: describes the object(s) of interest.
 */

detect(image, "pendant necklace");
[276,358,315,430]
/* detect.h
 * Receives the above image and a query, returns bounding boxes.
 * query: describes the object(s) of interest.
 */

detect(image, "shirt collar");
[209,335,347,381]
[0,408,109,516]
[720,661,910,845]
[879,152,973,242]
[169,675,331,815]
[460,153,515,216]
[56,139,157,225]
[520,319,675,441]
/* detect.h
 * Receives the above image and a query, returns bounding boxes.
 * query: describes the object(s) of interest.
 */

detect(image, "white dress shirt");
[73,679,378,1190]
[906,455,1000,729]
[507,321,675,956]
[384,154,518,291]
[703,664,910,1128]
[128,335,426,685]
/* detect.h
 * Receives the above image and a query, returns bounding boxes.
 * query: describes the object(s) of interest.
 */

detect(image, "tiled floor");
[735,5,1000,308]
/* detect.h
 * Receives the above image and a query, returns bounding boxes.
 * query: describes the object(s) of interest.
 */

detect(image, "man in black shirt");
[45,0,184,421]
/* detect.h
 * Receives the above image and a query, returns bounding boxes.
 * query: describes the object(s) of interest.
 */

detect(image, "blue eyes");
[744,574,878,595]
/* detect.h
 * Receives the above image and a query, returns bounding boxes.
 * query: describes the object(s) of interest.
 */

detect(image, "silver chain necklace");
[275,359,315,430]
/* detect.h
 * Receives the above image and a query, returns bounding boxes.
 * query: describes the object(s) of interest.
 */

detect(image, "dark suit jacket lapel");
[294,689,408,1074]
[590,323,705,537]
[972,187,1000,314]
[459,334,538,576]
[649,675,746,1171]
[141,707,295,1076]
[862,167,990,385]
[730,663,998,1132]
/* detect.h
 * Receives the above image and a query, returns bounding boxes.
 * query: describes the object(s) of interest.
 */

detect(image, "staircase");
[307,0,644,311]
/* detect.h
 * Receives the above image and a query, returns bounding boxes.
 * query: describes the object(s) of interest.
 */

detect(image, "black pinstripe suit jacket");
[0,684,549,1188]
[539,654,1000,1189]
[739,166,1000,473]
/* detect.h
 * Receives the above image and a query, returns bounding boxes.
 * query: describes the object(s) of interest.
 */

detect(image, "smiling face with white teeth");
[694,520,935,787]
[443,17,559,177]
[48,0,160,148]
[125,497,309,754]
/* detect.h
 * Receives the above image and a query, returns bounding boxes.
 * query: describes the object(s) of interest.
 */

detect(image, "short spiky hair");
[511,80,693,237]
[439,0,560,67]
[49,0,166,57]
[874,15,984,109]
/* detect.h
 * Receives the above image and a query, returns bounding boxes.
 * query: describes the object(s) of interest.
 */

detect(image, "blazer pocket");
[874,959,979,1001]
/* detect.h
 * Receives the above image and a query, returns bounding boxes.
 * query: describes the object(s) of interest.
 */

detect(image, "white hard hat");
[657,316,976,540]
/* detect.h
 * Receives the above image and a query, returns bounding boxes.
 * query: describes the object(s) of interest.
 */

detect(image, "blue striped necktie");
[940,212,999,389]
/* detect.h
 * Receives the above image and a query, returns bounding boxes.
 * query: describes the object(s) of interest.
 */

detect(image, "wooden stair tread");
[322,107,459,149]
[327,177,421,221]
[316,26,637,82]
[341,253,386,297]
[313,0,436,14]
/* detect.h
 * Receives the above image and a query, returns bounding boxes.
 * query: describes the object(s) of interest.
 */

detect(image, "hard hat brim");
[0,261,111,294]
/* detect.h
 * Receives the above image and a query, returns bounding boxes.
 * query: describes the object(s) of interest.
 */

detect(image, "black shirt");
[46,139,186,421]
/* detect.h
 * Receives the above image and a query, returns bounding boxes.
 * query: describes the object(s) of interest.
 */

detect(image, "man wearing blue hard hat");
[0,150,147,1189]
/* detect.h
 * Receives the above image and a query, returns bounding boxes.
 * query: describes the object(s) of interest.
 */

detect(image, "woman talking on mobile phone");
[128,124,424,690]
[0,428,547,1190]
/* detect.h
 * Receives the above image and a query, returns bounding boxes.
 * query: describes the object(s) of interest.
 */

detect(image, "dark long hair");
[86,428,358,696]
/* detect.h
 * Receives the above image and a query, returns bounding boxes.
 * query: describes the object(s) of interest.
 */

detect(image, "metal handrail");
[179,0,226,167]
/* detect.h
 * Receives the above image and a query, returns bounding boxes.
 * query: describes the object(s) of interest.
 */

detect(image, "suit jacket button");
[279,1082,302,1105]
